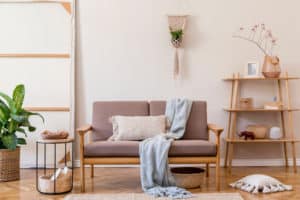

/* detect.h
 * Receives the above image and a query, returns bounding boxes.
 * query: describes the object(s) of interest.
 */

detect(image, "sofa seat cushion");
[84,140,216,157]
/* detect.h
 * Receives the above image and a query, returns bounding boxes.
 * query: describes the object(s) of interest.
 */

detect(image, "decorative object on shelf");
[171,167,204,189]
[36,138,74,194]
[264,101,283,110]
[245,62,259,77]
[168,15,187,79]
[230,174,292,194]
[246,125,268,139]
[0,84,44,182]
[233,24,281,78]
[269,127,282,139]
[41,130,69,140]
[238,131,255,140]
[239,97,253,109]
[262,55,281,78]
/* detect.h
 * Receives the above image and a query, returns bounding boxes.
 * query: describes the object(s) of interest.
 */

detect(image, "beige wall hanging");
[168,15,187,79]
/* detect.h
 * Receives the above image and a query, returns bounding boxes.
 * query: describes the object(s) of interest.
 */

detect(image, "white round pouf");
[269,127,282,139]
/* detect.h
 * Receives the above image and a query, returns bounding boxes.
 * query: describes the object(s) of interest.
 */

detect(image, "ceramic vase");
[262,55,281,78]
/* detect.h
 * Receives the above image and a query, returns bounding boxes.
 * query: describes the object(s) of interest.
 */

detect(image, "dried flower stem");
[233,35,268,55]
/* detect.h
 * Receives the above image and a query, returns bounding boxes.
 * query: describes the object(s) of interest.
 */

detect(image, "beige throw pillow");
[108,115,167,141]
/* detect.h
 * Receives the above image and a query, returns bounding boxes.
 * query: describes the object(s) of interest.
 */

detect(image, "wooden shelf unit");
[223,76,300,81]
[226,138,300,143]
[224,108,300,112]
[224,72,299,173]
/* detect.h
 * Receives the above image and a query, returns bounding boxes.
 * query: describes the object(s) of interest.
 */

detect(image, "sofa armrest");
[77,124,92,163]
[208,123,224,137]
[76,124,92,136]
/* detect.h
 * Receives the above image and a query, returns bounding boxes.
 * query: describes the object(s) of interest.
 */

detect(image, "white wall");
[76,0,300,164]
[0,2,74,167]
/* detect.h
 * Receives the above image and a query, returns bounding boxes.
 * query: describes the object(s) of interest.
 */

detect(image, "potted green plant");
[0,84,43,182]
[170,29,184,48]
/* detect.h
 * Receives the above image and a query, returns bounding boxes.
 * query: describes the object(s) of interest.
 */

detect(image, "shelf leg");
[224,142,229,168]
[283,142,288,168]
[292,142,297,173]
[228,143,234,174]
[278,80,289,168]
[284,73,297,173]
[225,74,235,168]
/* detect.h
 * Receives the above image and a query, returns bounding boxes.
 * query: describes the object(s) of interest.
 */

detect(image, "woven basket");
[0,147,20,182]
[171,167,204,189]
[38,170,72,194]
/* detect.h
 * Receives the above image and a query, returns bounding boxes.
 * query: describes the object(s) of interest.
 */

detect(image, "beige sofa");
[77,101,223,192]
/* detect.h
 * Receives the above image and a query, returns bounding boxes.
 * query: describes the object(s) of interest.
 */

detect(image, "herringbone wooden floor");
[0,167,298,200]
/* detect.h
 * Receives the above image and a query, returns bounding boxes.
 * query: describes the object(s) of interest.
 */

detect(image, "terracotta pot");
[262,55,281,78]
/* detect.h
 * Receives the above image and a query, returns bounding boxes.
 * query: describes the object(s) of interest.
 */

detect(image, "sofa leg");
[90,164,94,178]
[81,162,86,192]
[206,163,209,177]
[216,161,220,191]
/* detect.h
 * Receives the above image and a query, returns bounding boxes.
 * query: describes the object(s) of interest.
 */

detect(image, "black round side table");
[36,138,74,195]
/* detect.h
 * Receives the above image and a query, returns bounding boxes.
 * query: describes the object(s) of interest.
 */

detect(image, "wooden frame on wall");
[0,0,75,137]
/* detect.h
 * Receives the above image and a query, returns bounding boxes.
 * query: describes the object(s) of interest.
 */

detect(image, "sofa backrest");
[91,100,208,141]
[91,101,149,141]
[149,101,208,140]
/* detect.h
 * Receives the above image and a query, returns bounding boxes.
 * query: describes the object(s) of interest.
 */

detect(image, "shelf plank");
[224,108,300,112]
[25,107,70,112]
[223,76,300,81]
[226,138,300,143]
[0,53,70,58]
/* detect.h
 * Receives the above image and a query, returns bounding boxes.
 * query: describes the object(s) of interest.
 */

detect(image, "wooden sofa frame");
[77,123,223,192]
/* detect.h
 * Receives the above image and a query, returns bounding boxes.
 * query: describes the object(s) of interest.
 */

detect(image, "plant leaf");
[17,138,26,145]
[0,92,16,113]
[28,126,36,132]
[0,104,9,122]
[12,84,25,111]
[8,120,18,133]
[0,100,10,119]
[2,133,17,150]
[20,109,44,123]
[16,128,27,137]
[10,113,27,123]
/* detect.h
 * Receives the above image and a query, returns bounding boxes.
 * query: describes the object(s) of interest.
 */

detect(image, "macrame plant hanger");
[168,15,188,79]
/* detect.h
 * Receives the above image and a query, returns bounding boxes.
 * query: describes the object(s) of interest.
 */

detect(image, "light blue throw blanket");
[139,99,193,199]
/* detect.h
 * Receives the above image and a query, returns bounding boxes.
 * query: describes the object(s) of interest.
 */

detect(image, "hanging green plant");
[0,84,44,150]
[170,29,184,41]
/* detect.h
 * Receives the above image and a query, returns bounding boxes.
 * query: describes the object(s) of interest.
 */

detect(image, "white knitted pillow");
[108,115,167,141]
[230,174,292,194]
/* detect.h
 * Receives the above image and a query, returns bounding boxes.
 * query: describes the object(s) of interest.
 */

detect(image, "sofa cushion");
[109,115,167,141]
[84,140,216,157]
[149,101,208,140]
[92,101,149,141]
